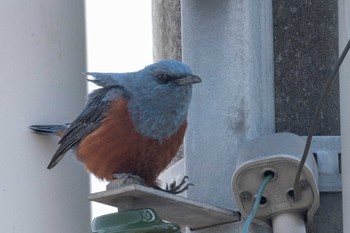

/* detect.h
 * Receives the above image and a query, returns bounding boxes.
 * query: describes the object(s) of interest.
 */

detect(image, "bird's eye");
[157,74,170,83]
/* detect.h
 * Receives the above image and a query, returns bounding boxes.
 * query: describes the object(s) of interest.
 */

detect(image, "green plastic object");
[91,208,181,233]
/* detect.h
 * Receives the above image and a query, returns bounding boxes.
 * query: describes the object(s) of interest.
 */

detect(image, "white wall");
[0,1,90,232]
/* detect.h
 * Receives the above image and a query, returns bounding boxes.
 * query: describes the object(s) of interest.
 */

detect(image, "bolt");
[240,191,252,202]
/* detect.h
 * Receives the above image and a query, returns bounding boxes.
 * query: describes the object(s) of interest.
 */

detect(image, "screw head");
[240,191,252,202]
[299,180,310,191]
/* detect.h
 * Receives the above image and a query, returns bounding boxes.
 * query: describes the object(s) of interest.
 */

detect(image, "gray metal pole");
[0,1,90,232]
[182,0,274,232]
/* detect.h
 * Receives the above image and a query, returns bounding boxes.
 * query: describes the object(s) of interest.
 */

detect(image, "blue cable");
[242,174,273,233]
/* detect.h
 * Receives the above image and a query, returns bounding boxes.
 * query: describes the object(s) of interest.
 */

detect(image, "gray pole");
[0,1,90,232]
[152,0,182,61]
[182,1,274,232]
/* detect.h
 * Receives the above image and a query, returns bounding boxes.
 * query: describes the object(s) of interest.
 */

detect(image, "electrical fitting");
[232,133,319,230]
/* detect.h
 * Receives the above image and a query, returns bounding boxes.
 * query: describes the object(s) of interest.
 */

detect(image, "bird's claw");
[156,175,194,194]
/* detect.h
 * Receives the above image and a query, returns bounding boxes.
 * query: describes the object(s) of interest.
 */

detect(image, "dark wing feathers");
[47,86,128,169]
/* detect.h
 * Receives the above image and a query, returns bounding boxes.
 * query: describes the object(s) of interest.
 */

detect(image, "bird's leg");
[112,173,145,185]
[155,175,194,194]
[107,173,145,190]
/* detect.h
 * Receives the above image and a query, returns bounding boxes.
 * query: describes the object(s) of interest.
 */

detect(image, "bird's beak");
[174,74,202,86]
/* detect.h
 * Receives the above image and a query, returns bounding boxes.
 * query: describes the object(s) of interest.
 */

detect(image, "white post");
[339,0,350,232]
[0,1,90,232]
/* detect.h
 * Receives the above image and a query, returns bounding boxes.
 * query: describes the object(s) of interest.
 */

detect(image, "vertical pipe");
[0,1,90,232]
[272,212,306,233]
[339,0,350,232]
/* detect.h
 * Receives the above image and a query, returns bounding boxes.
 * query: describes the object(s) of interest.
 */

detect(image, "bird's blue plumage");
[30,60,201,170]
[86,60,199,141]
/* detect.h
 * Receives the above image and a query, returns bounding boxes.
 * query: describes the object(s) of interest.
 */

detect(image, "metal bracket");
[308,136,341,192]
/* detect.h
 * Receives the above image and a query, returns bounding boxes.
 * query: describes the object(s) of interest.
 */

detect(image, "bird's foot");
[113,173,145,185]
[107,173,145,190]
[155,175,194,194]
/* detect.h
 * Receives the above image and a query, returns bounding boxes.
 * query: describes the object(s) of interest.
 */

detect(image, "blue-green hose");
[242,174,273,233]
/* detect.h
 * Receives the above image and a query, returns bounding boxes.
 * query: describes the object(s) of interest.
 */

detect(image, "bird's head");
[144,60,201,86]
[127,60,201,140]
[130,60,201,110]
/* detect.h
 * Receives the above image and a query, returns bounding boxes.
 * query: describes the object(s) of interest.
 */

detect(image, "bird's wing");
[47,85,129,169]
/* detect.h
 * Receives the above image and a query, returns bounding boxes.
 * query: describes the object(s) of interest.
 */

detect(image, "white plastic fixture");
[232,133,319,229]
[272,212,306,233]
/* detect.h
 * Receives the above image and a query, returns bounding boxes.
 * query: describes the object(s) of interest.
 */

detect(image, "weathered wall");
[273,0,339,136]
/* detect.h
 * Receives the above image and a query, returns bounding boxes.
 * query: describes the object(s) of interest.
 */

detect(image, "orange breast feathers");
[76,99,187,187]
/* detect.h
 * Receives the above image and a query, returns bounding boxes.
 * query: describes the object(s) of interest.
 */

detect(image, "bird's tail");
[29,124,70,137]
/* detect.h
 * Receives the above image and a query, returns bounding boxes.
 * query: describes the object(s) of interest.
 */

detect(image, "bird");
[29,60,201,194]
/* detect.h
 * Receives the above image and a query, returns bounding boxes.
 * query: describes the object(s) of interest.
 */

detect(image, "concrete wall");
[0,1,90,232]
[273,0,339,136]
